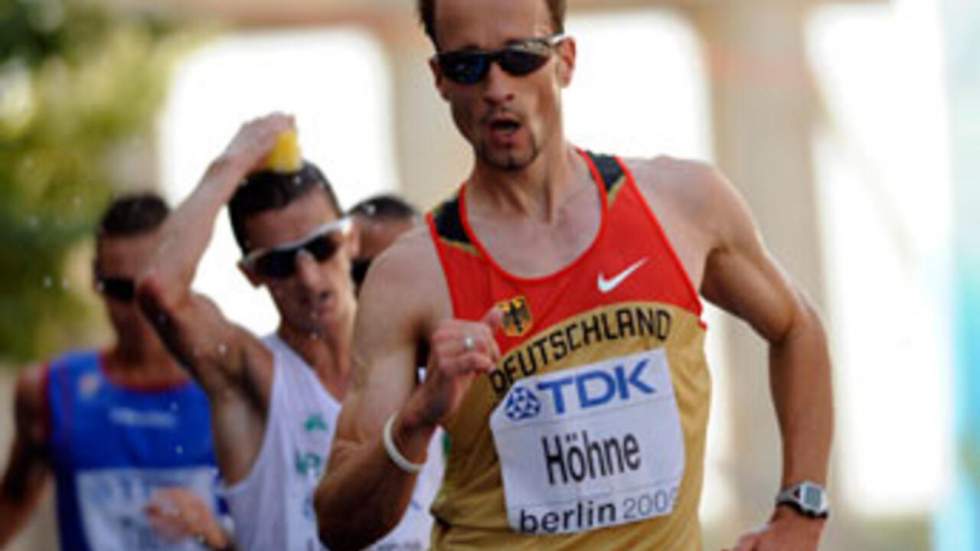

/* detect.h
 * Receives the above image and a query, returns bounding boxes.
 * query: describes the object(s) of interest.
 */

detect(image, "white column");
[372,20,471,211]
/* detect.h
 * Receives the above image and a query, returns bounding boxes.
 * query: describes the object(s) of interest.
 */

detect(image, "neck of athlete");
[468,139,588,225]
[106,321,188,386]
[276,307,354,402]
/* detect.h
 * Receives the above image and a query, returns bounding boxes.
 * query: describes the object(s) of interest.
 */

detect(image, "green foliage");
[0,0,197,363]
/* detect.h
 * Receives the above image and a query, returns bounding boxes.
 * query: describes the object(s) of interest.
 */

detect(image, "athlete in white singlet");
[137,116,442,550]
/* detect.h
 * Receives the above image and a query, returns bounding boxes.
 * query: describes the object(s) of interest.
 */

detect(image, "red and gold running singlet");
[426,151,711,550]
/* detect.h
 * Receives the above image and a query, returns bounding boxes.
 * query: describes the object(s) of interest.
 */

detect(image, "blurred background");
[0,0,976,549]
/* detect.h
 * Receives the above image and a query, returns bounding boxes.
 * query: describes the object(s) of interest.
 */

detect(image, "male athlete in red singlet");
[316,1,834,550]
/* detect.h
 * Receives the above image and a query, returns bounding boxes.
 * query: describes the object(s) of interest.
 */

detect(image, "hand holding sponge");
[263,128,303,173]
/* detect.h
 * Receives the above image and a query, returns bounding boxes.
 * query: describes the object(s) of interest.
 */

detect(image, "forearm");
[315,415,436,551]
[147,114,293,299]
[768,302,833,487]
[152,157,250,295]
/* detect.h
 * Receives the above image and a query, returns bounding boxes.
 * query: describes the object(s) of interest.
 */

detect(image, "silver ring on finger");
[462,335,475,352]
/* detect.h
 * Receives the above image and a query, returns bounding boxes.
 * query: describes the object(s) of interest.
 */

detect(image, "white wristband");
[382,414,425,474]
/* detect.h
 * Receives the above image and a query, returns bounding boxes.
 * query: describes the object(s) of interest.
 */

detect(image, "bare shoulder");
[626,154,717,181]
[624,155,748,243]
[13,364,49,443]
[627,155,728,209]
[360,224,451,336]
[348,224,448,411]
[13,365,47,417]
[371,225,441,279]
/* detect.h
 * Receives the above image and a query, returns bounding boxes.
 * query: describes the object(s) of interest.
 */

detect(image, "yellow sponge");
[264,129,303,173]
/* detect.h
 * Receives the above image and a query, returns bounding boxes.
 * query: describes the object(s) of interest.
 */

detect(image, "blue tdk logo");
[505,387,542,421]
[536,359,656,416]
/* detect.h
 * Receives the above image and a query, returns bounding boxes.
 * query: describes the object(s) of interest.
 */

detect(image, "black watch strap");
[775,481,830,519]
[777,497,830,519]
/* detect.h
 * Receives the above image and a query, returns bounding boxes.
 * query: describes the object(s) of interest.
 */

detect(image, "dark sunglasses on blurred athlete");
[435,34,567,85]
[351,258,371,288]
[96,276,136,303]
[240,218,352,279]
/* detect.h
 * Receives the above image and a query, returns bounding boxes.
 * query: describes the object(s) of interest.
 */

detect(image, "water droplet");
[43,276,53,288]
[170,402,179,412]
[175,445,183,455]
[27,216,39,229]
[61,278,69,289]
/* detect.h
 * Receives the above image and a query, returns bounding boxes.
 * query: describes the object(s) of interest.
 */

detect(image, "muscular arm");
[653,161,832,548]
[315,233,437,550]
[0,367,51,546]
[315,231,500,550]
[635,157,833,497]
[695,165,833,496]
[138,114,293,482]
[634,157,831,548]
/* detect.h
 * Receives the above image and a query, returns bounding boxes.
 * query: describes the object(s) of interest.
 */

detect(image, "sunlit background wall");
[1,0,976,549]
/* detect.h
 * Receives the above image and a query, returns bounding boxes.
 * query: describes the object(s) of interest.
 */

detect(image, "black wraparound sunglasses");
[240,218,352,280]
[435,34,567,85]
[351,258,372,288]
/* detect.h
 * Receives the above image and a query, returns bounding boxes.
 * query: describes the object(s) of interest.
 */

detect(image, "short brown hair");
[228,161,342,254]
[348,193,419,221]
[98,193,169,238]
[417,0,566,49]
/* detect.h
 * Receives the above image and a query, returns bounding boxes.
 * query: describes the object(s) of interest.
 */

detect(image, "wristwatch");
[775,481,830,519]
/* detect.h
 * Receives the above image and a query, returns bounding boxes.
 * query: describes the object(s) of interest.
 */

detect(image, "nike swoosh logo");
[597,258,649,294]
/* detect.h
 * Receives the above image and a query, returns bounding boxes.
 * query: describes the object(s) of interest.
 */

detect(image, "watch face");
[802,486,823,509]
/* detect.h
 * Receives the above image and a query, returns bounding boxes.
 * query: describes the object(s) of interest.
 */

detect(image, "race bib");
[76,467,218,551]
[490,348,685,535]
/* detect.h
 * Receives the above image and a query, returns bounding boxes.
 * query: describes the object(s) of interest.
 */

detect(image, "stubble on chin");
[476,141,541,172]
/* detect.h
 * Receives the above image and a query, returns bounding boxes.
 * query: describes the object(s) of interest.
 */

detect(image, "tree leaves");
[0,0,197,362]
